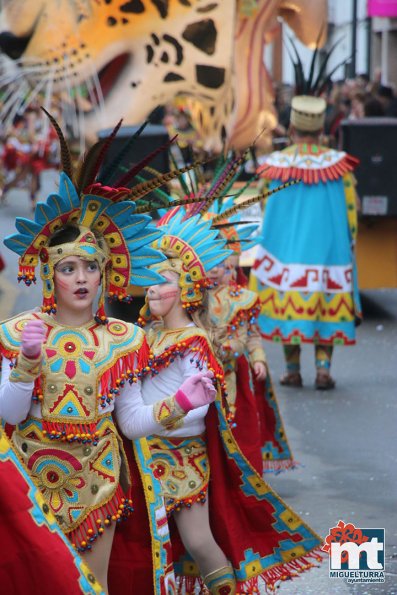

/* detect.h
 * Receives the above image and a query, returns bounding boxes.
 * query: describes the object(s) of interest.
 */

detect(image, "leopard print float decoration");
[0,0,326,152]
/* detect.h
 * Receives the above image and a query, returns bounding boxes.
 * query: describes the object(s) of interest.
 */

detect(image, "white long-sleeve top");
[141,359,209,438]
[141,325,209,438]
[0,356,190,441]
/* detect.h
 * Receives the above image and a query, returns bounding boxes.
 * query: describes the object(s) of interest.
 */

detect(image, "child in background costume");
[171,158,295,472]
[207,249,295,472]
[138,207,324,594]
[0,114,216,594]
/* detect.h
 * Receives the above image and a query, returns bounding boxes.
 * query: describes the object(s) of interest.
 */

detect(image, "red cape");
[0,431,101,595]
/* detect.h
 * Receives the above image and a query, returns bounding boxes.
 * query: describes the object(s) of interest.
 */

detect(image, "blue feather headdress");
[3,110,204,321]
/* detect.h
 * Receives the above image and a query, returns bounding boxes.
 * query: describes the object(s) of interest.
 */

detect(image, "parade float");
[1,0,395,290]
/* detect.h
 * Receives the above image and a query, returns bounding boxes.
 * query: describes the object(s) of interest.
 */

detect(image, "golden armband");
[153,396,186,430]
[9,352,42,383]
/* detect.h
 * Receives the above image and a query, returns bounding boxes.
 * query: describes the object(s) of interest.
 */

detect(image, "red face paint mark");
[149,289,179,301]
[55,278,71,291]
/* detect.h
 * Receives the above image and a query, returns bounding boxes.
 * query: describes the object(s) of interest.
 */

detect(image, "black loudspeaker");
[97,124,170,323]
[341,118,397,217]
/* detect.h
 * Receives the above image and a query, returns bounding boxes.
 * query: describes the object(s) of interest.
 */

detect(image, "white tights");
[81,522,116,595]
[173,499,228,577]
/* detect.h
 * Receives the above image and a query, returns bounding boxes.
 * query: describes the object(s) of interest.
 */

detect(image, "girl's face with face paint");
[54,256,101,314]
[147,270,182,318]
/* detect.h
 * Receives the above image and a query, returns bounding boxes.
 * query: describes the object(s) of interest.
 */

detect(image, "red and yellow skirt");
[148,434,209,515]
[12,415,132,553]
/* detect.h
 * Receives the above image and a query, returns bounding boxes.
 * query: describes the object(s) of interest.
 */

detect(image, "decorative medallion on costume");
[250,37,362,349]
[136,175,324,593]
[1,111,212,593]
[0,427,104,595]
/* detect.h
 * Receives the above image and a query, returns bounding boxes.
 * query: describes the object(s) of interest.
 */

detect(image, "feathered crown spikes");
[143,150,299,255]
[138,208,232,322]
[156,151,259,254]
[286,25,351,97]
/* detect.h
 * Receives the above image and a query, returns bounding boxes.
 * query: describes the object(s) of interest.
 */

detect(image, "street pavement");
[0,176,396,594]
[263,290,397,594]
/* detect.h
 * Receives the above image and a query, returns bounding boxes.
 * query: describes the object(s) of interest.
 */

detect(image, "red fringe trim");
[108,282,129,301]
[0,343,18,361]
[97,345,148,410]
[176,547,325,594]
[228,298,261,329]
[95,301,108,324]
[146,335,226,397]
[138,336,150,370]
[259,153,359,184]
[67,483,133,553]
[238,547,325,593]
[17,264,37,286]
[41,419,99,441]
[262,458,300,473]
[31,376,44,404]
[147,335,224,378]
[42,294,57,314]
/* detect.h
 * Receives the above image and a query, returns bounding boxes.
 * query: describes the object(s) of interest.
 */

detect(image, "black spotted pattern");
[146,45,154,63]
[195,64,225,89]
[182,19,217,55]
[197,3,218,12]
[119,0,145,13]
[163,34,183,65]
[150,0,169,18]
[163,72,185,82]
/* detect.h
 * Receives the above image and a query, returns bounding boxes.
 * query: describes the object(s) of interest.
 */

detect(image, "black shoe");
[315,373,335,390]
[280,372,303,387]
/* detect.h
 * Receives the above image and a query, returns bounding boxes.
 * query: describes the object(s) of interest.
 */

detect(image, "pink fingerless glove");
[175,371,216,412]
[21,319,46,359]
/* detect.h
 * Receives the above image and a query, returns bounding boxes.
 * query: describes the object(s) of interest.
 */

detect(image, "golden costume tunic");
[142,324,223,514]
[207,283,295,472]
[0,311,149,552]
[208,284,265,410]
[139,324,323,595]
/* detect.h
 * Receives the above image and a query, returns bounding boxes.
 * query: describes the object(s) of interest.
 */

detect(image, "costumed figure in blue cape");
[250,41,361,390]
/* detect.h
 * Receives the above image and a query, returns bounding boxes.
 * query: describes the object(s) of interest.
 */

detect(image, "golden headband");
[39,226,109,315]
